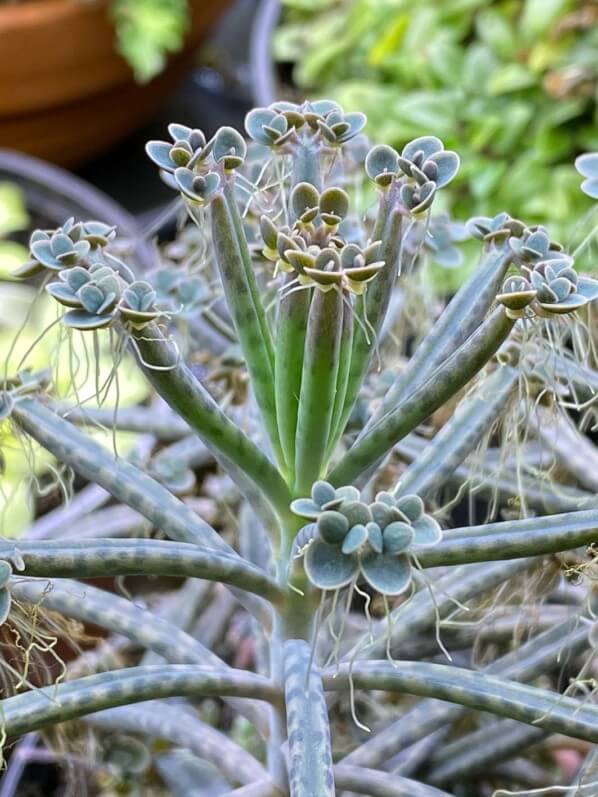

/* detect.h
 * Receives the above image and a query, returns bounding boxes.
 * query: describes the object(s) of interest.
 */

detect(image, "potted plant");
[0,100,597,795]
[0,0,231,166]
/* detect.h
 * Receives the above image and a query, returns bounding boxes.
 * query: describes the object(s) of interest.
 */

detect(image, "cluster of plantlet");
[0,99,597,796]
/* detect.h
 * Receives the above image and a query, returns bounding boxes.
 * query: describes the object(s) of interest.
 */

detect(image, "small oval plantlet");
[497,275,537,313]
[174,169,221,204]
[120,281,160,327]
[291,182,320,224]
[317,510,349,545]
[365,144,400,186]
[146,124,209,173]
[297,483,442,597]
[318,187,349,226]
[213,127,247,171]
[575,152,598,199]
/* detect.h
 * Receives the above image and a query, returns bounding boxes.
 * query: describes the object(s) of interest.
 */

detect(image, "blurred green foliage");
[111,0,189,82]
[275,0,598,238]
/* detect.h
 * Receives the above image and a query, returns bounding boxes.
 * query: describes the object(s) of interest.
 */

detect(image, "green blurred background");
[275,0,598,240]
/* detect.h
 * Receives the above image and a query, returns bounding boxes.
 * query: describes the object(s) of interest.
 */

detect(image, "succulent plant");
[17,223,161,332]
[120,280,161,327]
[146,124,211,173]
[292,483,441,595]
[2,101,597,797]
[490,228,598,318]
[246,100,367,149]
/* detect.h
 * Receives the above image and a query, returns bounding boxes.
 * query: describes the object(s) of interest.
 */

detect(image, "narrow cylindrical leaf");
[325,661,598,743]
[0,538,284,605]
[396,433,598,515]
[89,702,267,787]
[334,765,453,797]
[12,397,223,550]
[324,291,355,462]
[333,197,402,446]
[364,245,513,432]
[294,286,343,495]
[396,366,518,498]
[50,400,190,440]
[129,326,291,518]
[220,780,285,796]
[524,350,598,404]
[529,405,598,492]
[222,180,274,368]
[0,665,281,739]
[275,279,311,475]
[427,718,545,786]
[11,578,268,734]
[329,307,515,485]
[26,482,110,540]
[210,193,284,467]
[156,752,232,797]
[341,615,590,768]
[417,508,598,567]
[347,558,536,662]
[284,639,335,797]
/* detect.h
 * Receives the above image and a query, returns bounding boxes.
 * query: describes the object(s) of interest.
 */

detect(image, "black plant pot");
[0,149,154,271]
[250,0,281,108]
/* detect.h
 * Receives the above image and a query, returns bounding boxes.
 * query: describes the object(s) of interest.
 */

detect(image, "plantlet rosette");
[296,484,441,595]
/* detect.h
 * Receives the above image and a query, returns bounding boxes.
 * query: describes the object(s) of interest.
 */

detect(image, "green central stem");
[291,140,323,193]
[272,511,318,640]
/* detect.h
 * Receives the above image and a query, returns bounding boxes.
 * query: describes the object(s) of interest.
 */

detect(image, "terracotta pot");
[0,0,230,166]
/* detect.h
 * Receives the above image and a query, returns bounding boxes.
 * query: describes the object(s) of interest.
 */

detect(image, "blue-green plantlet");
[291,481,442,596]
[576,153,598,200]
[1,100,598,797]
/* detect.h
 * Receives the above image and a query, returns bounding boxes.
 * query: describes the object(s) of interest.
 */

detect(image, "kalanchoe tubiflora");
[145,124,211,174]
[119,281,161,327]
[492,227,598,318]
[365,136,460,215]
[3,101,598,797]
[245,100,367,150]
[466,211,527,244]
[264,183,384,294]
[18,222,161,331]
[292,481,441,595]
[12,218,119,280]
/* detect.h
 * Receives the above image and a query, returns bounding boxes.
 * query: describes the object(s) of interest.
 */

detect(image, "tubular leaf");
[329,307,515,484]
[284,639,335,797]
[325,660,598,743]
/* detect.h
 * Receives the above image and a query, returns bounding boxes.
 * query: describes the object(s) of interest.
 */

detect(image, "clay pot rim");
[0,0,109,25]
